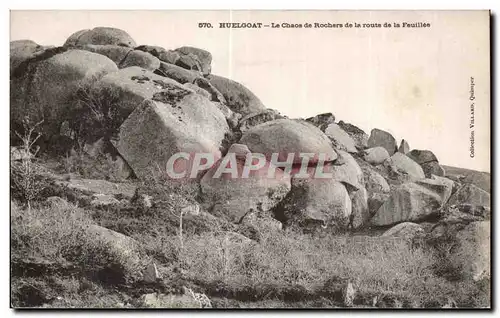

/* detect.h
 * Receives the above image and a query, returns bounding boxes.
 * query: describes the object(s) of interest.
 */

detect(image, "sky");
[10,10,490,172]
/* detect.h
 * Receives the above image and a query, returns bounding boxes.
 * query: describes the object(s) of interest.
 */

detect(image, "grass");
[10,160,490,308]
[10,196,490,308]
[11,200,147,308]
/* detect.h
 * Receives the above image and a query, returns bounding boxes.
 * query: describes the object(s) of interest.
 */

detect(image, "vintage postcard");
[9,10,491,309]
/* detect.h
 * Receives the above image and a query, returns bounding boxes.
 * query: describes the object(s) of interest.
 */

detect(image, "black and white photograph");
[8,9,491,309]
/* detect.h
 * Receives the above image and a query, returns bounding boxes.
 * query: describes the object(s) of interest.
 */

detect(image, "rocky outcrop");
[325,124,358,153]
[371,182,444,226]
[305,113,335,131]
[10,48,118,138]
[367,128,397,156]
[407,149,445,178]
[200,144,290,223]
[10,27,491,251]
[337,120,369,150]
[240,119,337,164]
[206,74,266,116]
[363,147,390,165]
[113,86,229,179]
[65,27,137,47]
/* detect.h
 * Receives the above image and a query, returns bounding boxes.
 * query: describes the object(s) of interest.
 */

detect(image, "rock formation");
[9,26,490,240]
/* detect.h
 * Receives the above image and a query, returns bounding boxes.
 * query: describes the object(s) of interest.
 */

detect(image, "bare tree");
[12,117,44,211]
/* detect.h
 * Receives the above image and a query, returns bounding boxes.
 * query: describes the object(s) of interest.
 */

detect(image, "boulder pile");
[10,27,490,249]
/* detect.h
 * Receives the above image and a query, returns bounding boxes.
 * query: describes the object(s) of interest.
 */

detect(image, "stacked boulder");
[407,149,445,177]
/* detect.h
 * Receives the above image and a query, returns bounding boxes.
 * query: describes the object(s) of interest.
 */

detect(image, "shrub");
[10,116,45,209]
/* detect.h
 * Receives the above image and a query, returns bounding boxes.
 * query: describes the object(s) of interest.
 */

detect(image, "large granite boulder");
[200,144,291,223]
[174,46,212,75]
[368,192,390,217]
[384,152,425,182]
[237,109,285,133]
[120,50,160,71]
[325,123,358,153]
[363,147,390,165]
[64,27,136,47]
[92,67,185,125]
[330,150,364,190]
[305,113,335,131]
[415,175,454,205]
[337,120,369,150]
[362,165,390,194]
[75,44,132,65]
[371,182,444,226]
[63,29,89,47]
[10,40,49,77]
[359,163,391,216]
[398,139,410,154]
[240,119,337,164]
[407,149,445,178]
[113,85,229,179]
[11,48,118,138]
[407,149,438,164]
[135,45,180,64]
[184,83,211,99]
[382,222,424,239]
[86,224,142,284]
[349,187,370,229]
[207,74,266,116]
[192,77,226,104]
[367,128,397,156]
[76,44,160,71]
[156,61,200,84]
[276,172,352,230]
